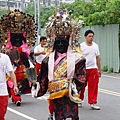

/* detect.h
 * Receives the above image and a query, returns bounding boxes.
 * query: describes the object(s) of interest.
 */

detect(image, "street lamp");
[33,0,40,44]
[37,0,41,35]
[21,0,24,11]
[33,0,37,24]
[55,0,58,7]
[7,0,10,10]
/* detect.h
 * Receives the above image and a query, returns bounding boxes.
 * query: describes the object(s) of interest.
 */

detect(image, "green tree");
[0,9,8,18]
[24,3,55,27]
[59,0,120,26]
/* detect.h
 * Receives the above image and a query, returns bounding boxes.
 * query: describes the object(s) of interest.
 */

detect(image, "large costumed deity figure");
[31,9,86,120]
[0,9,37,106]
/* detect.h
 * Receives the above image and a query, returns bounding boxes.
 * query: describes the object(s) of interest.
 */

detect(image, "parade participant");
[34,36,47,75]
[0,9,37,106]
[6,33,35,106]
[31,9,86,120]
[0,41,18,120]
[80,29,102,110]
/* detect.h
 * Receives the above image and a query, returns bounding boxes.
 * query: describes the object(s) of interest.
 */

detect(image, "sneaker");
[90,104,100,110]
[48,114,53,120]
[16,101,21,106]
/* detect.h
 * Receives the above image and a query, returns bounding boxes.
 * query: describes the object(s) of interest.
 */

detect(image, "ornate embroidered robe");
[37,51,86,120]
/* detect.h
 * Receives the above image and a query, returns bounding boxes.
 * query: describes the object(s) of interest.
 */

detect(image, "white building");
[0,0,93,10]
[60,0,75,4]
[40,0,75,6]
[0,0,30,11]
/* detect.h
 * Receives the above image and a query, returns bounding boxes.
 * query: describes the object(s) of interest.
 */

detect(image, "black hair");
[40,36,47,42]
[84,30,94,36]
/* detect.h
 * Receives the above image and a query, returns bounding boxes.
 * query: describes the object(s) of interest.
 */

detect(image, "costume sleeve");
[37,56,49,97]
[74,57,86,92]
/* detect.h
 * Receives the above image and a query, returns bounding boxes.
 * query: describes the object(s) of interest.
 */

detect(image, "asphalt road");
[5,73,120,120]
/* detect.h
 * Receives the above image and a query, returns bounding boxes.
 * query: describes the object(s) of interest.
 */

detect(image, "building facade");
[39,0,75,6]
[41,0,92,7]
[0,0,30,11]
[0,0,93,10]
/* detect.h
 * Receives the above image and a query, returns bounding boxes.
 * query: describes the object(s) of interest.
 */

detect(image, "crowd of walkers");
[0,27,102,120]
[0,7,102,120]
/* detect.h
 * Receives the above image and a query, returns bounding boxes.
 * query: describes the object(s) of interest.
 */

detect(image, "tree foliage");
[66,0,120,26]
[24,3,55,27]
[40,6,55,27]
[24,0,120,27]
[0,9,8,18]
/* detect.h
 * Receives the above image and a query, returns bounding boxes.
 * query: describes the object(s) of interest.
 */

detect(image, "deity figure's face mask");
[54,36,69,54]
[10,33,26,47]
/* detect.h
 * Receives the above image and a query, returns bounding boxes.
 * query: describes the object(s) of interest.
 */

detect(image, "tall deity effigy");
[0,9,37,106]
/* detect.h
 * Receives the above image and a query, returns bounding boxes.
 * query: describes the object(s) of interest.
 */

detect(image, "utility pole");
[37,0,41,35]
[21,0,24,11]
[7,0,10,10]
[43,0,45,5]
[48,0,51,6]
[37,0,41,44]
[34,0,37,24]
[55,0,58,7]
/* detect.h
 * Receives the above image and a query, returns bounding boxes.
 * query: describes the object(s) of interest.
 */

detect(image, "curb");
[102,72,120,79]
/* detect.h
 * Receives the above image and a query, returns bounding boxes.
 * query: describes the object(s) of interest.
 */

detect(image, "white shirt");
[0,53,13,96]
[34,44,47,64]
[80,42,100,69]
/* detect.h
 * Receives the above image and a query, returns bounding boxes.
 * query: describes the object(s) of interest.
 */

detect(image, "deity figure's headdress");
[0,9,37,47]
[45,8,84,49]
[47,9,84,104]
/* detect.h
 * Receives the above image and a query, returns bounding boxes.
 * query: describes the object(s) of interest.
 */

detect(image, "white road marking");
[7,107,37,120]
[37,93,49,100]
[102,74,120,79]
[37,95,49,100]
[99,88,120,97]
[86,86,120,97]
[26,93,49,100]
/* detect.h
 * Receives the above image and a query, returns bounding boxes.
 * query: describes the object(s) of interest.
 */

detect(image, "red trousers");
[10,88,21,103]
[35,62,41,75]
[48,100,54,114]
[0,96,9,120]
[80,68,99,104]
